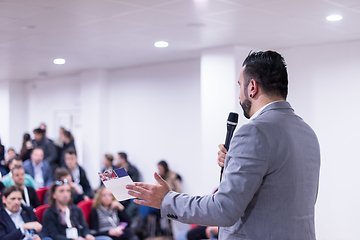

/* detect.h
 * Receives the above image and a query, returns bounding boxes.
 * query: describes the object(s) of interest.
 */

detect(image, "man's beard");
[240,97,251,119]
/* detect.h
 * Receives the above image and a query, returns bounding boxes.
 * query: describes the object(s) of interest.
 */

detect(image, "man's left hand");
[126,172,171,209]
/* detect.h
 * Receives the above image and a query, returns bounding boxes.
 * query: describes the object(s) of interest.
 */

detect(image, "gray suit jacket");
[23,159,53,187]
[161,101,321,239]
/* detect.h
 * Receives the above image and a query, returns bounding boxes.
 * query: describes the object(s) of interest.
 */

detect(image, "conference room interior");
[0,0,359,239]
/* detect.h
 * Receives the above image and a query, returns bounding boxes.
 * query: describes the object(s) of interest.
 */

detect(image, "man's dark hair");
[55,168,72,181]
[33,128,45,135]
[65,147,77,156]
[2,185,22,198]
[118,152,128,163]
[11,165,24,174]
[8,156,22,166]
[242,50,288,99]
[104,154,113,162]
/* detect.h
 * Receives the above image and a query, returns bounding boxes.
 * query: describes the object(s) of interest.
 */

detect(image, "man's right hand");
[22,222,42,232]
[217,144,227,168]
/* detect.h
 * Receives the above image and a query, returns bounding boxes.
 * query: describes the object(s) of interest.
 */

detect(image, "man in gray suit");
[23,147,53,188]
[127,51,321,239]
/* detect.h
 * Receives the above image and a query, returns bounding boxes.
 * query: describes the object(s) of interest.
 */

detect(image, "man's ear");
[248,79,258,98]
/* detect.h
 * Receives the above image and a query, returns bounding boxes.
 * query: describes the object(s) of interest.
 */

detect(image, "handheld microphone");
[220,112,239,181]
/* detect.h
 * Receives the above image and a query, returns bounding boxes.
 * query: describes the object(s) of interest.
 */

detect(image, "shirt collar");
[5,206,22,217]
[32,160,43,168]
[250,100,283,120]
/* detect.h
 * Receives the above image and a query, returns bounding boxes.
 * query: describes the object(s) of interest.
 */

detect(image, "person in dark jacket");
[0,186,50,240]
[11,166,41,208]
[64,148,92,199]
[114,153,140,182]
[32,128,59,178]
[60,130,76,167]
[42,180,110,240]
[90,186,138,240]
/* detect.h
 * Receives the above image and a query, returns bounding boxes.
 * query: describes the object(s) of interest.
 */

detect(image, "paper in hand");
[99,168,135,201]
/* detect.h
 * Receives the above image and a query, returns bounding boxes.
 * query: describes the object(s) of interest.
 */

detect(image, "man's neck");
[32,159,40,166]
[15,183,24,190]
[6,207,21,215]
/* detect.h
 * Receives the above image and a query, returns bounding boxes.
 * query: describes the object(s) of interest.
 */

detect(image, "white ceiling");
[0,0,359,82]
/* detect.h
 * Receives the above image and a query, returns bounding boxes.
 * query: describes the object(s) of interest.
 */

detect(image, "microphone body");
[220,112,239,181]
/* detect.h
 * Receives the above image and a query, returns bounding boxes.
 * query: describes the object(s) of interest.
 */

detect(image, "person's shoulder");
[23,159,31,166]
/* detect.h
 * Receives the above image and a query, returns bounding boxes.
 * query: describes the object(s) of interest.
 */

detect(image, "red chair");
[36,187,50,205]
[35,204,50,223]
[77,199,94,226]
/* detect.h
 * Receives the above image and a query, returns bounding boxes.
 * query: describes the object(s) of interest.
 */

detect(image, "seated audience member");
[0,186,50,240]
[43,168,86,204]
[100,154,114,186]
[12,166,41,208]
[114,153,140,182]
[1,157,37,189]
[0,138,4,161]
[157,160,182,193]
[1,148,17,176]
[23,147,53,188]
[42,180,111,240]
[187,226,219,240]
[64,148,92,199]
[20,133,33,162]
[32,128,58,177]
[90,186,138,240]
[60,130,76,167]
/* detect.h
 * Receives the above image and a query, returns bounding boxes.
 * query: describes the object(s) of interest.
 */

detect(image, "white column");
[0,81,28,153]
[199,46,250,194]
[0,82,10,150]
[80,70,109,189]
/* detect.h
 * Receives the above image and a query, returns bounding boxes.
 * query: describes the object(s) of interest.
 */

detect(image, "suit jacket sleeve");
[43,161,53,187]
[0,210,24,240]
[27,187,41,208]
[79,167,92,198]
[161,124,269,227]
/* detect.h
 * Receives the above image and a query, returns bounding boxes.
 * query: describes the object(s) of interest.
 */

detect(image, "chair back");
[36,187,50,205]
[35,204,50,223]
[77,199,94,226]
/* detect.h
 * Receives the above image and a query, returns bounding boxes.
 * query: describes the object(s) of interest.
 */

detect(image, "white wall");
[108,59,202,194]
[281,40,360,240]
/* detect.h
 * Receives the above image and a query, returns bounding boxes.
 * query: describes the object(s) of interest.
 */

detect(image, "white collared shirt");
[5,207,25,235]
[71,166,83,193]
[250,100,284,120]
[32,161,44,188]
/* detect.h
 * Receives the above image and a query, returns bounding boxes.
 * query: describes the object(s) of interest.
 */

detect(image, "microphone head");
[227,112,239,125]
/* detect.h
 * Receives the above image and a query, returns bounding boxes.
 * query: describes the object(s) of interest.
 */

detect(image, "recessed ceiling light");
[326,15,343,21]
[53,58,66,65]
[154,41,169,48]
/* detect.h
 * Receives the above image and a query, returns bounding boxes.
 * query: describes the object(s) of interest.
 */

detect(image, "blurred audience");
[100,154,115,186]
[43,180,111,240]
[2,148,17,175]
[56,127,65,147]
[0,138,4,161]
[32,128,58,177]
[23,147,53,188]
[11,166,41,208]
[19,133,33,161]
[60,130,76,167]
[187,226,218,240]
[64,148,92,199]
[157,160,182,193]
[114,153,140,182]
[1,156,37,189]
[90,186,138,240]
[0,186,50,240]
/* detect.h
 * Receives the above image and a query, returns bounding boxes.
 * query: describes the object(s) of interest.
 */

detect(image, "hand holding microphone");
[220,112,238,181]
